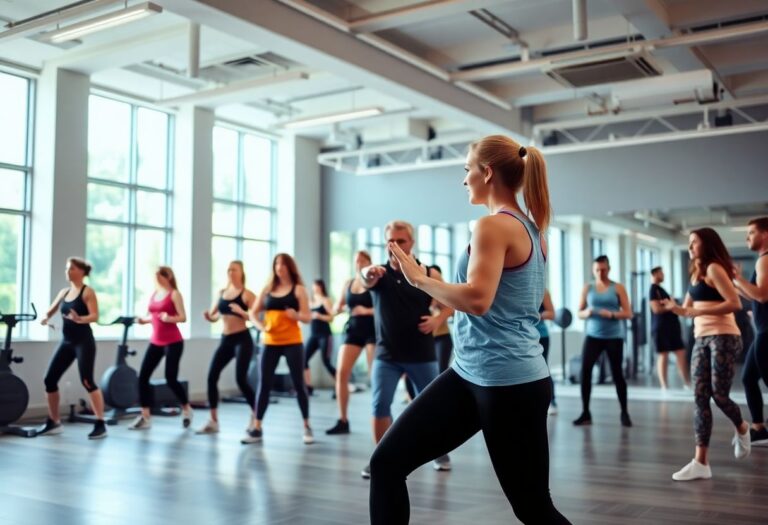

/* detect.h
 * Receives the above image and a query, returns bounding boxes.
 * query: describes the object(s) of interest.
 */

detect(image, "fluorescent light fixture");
[281,107,383,129]
[635,232,658,243]
[41,2,162,44]
[730,226,749,232]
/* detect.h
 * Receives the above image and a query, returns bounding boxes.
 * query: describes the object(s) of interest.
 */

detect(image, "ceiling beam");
[155,0,523,137]
[347,0,512,33]
[665,0,768,29]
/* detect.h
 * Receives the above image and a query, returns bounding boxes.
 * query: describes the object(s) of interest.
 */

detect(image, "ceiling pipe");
[453,19,768,82]
[0,0,123,42]
[276,0,513,111]
[188,22,200,78]
[573,0,587,41]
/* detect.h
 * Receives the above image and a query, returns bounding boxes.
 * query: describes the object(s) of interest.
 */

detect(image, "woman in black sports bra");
[39,257,107,440]
[326,250,377,435]
[197,261,257,440]
[304,279,336,395]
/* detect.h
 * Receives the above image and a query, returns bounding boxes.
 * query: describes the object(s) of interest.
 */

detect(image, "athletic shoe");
[620,412,633,428]
[433,454,452,471]
[547,403,558,416]
[241,428,262,444]
[303,427,315,445]
[361,464,371,479]
[750,427,768,446]
[572,412,592,426]
[88,420,108,440]
[672,459,712,481]
[38,418,63,436]
[326,419,350,435]
[733,428,751,459]
[128,416,151,430]
[196,420,220,434]
[182,409,193,429]
[307,385,315,396]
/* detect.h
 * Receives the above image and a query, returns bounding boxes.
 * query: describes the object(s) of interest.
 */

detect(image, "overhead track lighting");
[281,107,383,129]
[40,2,162,44]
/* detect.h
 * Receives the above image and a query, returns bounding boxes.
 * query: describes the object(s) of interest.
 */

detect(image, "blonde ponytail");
[522,146,551,232]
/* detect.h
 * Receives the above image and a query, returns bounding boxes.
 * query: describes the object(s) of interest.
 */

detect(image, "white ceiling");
[1,0,768,147]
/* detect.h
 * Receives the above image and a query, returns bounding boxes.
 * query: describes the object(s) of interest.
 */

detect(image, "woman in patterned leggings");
[661,227,751,481]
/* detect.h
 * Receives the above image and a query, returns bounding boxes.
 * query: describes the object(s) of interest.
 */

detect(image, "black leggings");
[256,344,309,420]
[435,334,453,373]
[207,330,256,409]
[370,369,569,525]
[138,341,188,407]
[304,333,336,378]
[44,336,99,393]
[743,331,768,423]
[580,336,627,414]
[541,336,555,402]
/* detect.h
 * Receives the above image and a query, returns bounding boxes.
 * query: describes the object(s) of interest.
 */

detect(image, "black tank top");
[60,286,93,341]
[347,281,373,312]
[689,280,724,302]
[218,290,248,317]
[310,304,331,335]
[265,286,299,311]
[752,253,767,333]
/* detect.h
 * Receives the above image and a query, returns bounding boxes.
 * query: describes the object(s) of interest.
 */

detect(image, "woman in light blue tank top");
[368,135,570,525]
[573,255,633,427]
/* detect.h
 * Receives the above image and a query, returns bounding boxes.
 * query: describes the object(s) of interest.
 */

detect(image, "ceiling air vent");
[546,53,661,88]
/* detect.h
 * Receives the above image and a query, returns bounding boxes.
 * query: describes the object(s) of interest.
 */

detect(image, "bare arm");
[735,257,768,302]
[540,289,555,320]
[203,291,222,323]
[313,297,335,322]
[613,283,633,320]
[577,285,592,320]
[67,288,99,324]
[248,288,267,332]
[671,265,741,317]
[334,281,349,314]
[293,285,312,323]
[360,264,387,289]
[162,290,187,323]
[42,288,67,324]
[389,216,505,316]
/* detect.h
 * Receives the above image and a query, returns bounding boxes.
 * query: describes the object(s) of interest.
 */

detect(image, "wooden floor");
[1,384,767,525]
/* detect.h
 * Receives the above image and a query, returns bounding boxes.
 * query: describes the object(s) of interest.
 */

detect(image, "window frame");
[85,94,175,323]
[0,70,35,331]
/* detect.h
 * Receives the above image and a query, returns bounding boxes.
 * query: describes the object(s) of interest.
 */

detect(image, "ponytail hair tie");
[518,146,527,158]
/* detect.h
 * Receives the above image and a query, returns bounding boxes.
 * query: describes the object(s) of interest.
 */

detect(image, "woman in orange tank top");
[661,228,750,481]
[243,253,313,445]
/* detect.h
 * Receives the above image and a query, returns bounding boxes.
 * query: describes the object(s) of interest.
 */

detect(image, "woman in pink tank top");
[128,266,193,431]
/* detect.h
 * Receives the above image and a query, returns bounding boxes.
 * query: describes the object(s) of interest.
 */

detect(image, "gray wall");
[322,131,768,233]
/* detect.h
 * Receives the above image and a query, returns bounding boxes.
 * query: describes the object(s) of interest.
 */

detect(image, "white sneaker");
[672,459,712,481]
[433,454,451,471]
[195,420,220,434]
[128,416,151,430]
[303,426,315,445]
[547,404,558,416]
[733,428,751,459]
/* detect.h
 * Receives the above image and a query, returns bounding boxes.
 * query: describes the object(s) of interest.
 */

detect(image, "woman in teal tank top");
[573,255,634,427]
[368,135,570,525]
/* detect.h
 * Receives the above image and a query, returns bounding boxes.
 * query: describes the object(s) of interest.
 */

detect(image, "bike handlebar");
[0,303,38,323]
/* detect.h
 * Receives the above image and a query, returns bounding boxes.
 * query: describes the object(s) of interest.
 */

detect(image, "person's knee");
[82,377,99,393]
[369,438,399,478]
[44,375,59,393]
[372,400,392,418]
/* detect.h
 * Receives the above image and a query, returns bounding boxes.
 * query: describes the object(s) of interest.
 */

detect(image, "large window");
[590,236,605,260]
[417,224,454,277]
[211,126,276,297]
[86,95,173,336]
[0,71,33,329]
[548,226,568,311]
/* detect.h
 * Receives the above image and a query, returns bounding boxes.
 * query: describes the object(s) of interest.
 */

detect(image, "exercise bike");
[68,316,140,426]
[0,304,40,438]
[69,316,184,424]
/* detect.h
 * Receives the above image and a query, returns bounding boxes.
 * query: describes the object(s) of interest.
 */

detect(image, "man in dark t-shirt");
[649,266,690,390]
[360,220,452,478]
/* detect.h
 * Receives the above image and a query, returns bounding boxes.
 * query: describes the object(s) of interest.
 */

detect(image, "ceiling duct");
[546,52,661,88]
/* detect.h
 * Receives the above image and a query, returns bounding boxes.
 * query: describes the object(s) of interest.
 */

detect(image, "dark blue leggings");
[256,344,308,420]
[370,369,569,525]
[742,331,768,423]
[207,330,256,409]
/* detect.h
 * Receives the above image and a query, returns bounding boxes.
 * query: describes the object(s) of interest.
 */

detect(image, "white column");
[173,106,215,338]
[30,68,90,340]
